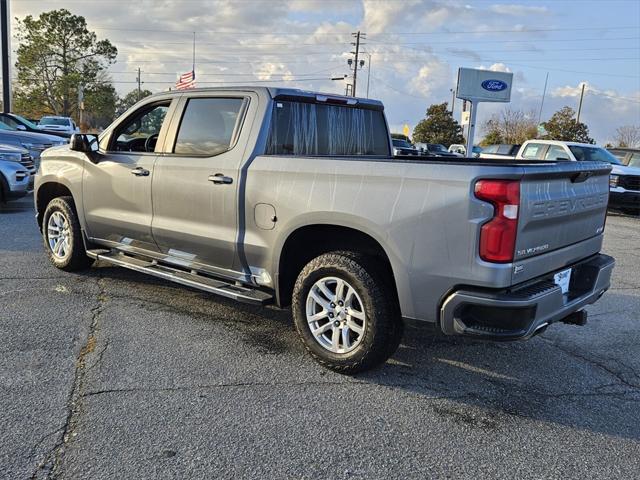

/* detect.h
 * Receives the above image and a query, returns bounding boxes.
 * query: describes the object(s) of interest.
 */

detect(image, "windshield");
[569,145,622,165]
[392,139,412,148]
[428,144,447,152]
[12,114,39,129]
[40,117,69,126]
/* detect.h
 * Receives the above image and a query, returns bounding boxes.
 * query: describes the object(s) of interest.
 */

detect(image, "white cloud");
[9,0,639,144]
[489,4,549,16]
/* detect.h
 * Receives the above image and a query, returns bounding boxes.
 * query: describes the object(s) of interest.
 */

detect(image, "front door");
[151,94,250,272]
[83,100,176,252]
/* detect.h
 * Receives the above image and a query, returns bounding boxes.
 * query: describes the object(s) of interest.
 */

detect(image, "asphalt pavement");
[1,197,639,479]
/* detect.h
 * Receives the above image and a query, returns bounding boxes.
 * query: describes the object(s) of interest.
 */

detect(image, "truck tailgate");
[515,161,611,263]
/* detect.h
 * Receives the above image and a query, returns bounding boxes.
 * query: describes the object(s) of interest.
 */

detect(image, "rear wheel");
[292,251,402,374]
[42,196,93,271]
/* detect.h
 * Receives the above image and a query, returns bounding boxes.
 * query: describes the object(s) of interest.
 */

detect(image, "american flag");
[176,70,196,90]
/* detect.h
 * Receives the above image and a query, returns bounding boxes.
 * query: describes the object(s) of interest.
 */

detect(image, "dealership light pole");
[1,0,11,113]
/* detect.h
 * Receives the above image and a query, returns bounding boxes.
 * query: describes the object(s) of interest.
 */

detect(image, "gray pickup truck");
[34,87,615,373]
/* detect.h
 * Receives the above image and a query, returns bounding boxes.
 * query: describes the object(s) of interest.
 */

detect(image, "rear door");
[515,161,612,263]
[151,92,253,272]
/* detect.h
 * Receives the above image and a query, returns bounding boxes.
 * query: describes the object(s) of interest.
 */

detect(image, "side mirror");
[16,125,27,131]
[70,134,99,153]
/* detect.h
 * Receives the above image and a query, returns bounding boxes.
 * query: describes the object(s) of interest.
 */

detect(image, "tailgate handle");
[571,171,593,183]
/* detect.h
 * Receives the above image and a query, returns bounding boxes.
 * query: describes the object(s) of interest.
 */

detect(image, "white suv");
[38,116,80,135]
[516,140,639,213]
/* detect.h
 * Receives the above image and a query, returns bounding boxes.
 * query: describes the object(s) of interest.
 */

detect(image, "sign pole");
[0,0,11,113]
[465,101,477,157]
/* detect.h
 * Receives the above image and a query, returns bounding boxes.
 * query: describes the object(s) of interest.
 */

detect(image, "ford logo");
[481,79,508,92]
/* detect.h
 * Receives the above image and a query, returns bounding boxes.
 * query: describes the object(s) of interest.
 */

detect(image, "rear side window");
[521,143,545,159]
[174,97,245,156]
[266,101,390,156]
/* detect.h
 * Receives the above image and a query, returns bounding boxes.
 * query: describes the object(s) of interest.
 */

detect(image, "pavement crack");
[540,338,640,390]
[30,276,108,479]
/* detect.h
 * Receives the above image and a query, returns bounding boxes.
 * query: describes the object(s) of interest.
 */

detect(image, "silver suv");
[0,144,34,202]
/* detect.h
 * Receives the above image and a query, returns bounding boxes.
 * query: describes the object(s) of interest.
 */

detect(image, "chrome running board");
[86,249,273,305]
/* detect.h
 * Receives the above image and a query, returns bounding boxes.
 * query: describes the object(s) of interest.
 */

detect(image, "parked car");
[38,116,80,136]
[0,122,67,163]
[0,113,71,139]
[35,87,614,373]
[448,144,482,157]
[392,138,420,156]
[479,144,521,160]
[514,140,639,213]
[0,144,34,202]
[608,147,640,168]
[415,143,462,157]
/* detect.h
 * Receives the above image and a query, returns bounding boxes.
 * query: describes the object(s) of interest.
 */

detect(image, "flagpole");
[192,31,196,73]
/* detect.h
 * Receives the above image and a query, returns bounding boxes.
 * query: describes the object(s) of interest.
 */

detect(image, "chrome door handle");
[130,167,150,177]
[208,174,233,185]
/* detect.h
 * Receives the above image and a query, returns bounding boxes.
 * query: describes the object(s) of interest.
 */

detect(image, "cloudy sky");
[10,0,640,143]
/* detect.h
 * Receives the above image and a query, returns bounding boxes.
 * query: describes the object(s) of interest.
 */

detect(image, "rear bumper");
[440,254,615,340]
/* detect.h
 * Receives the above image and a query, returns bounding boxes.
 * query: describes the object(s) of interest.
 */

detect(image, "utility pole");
[537,72,549,125]
[352,31,361,97]
[576,82,586,123]
[365,52,371,99]
[1,0,11,113]
[347,31,366,97]
[136,67,142,101]
[450,88,456,116]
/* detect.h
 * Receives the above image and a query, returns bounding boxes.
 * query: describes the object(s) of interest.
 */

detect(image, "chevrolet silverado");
[35,87,615,373]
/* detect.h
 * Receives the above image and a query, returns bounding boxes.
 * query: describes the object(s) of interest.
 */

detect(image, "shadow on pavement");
[77,264,640,442]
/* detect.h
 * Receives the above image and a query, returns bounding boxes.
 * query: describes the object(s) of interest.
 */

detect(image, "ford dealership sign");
[456,68,513,103]
[481,79,508,92]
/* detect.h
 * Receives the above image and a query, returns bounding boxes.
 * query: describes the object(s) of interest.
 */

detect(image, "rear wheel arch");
[276,224,399,309]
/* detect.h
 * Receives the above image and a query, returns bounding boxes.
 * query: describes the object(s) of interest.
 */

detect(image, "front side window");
[267,101,390,156]
[112,102,170,152]
[569,146,621,164]
[0,116,19,129]
[628,153,640,168]
[174,97,245,156]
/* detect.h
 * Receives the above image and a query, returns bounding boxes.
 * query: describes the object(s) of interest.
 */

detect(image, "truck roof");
[145,86,385,110]
[524,139,599,148]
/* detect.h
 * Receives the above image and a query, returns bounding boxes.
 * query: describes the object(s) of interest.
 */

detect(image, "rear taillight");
[474,180,520,263]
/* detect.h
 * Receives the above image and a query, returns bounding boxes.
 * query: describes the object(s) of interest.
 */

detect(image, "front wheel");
[42,196,93,271]
[292,251,402,374]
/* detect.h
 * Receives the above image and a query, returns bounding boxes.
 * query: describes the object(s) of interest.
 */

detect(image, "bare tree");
[482,108,538,145]
[614,125,640,148]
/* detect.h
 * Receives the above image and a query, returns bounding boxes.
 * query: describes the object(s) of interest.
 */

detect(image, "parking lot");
[0,197,638,479]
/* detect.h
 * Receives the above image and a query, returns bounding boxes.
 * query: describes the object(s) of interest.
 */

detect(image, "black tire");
[292,251,402,374]
[42,196,93,271]
[0,173,7,204]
